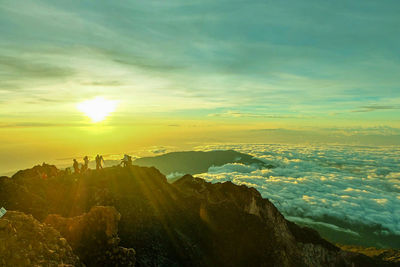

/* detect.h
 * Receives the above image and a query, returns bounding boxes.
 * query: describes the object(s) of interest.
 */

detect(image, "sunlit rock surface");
[0,211,82,267]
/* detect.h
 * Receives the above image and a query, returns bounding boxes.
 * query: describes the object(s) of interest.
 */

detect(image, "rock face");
[0,164,395,266]
[173,175,304,266]
[0,173,49,220]
[0,211,82,267]
[45,206,135,267]
[173,175,390,267]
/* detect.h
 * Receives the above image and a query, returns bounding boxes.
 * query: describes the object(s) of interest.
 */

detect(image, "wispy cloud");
[352,105,400,113]
[0,55,74,79]
[208,110,310,119]
[0,122,91,128]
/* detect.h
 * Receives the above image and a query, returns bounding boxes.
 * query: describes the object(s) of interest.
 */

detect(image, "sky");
[1,0,400,173]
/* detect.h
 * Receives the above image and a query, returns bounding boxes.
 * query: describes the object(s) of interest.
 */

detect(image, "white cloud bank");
[195,144,400,236]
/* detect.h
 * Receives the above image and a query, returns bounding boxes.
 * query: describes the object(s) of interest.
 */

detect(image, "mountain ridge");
[0,163,397,266]
[132,150,272,177]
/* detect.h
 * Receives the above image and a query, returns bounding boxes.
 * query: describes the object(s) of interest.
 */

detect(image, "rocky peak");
[12,163,60,180]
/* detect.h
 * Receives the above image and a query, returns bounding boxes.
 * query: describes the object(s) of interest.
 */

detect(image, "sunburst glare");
[77,97,118,123]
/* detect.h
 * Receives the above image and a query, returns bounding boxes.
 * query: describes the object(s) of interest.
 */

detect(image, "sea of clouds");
[194,144,400,245]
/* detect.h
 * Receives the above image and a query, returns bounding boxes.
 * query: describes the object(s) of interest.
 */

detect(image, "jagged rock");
[173,175,304,266]
[12,163,61,180]
[173,174,393,267]
[0,211,82,267]
[0,175,49,220]
[45,206,135,267]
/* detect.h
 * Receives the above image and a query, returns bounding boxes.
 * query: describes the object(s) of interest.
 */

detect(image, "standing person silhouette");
[100,155,104,168]
[73,159,80,174]
[96,154,104,170]
[83,156,90,172]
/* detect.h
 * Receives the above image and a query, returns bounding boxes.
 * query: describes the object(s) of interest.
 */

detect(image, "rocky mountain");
[0,163,398,266]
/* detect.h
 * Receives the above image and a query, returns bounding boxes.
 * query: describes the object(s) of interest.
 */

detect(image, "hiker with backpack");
[121,154,132,167]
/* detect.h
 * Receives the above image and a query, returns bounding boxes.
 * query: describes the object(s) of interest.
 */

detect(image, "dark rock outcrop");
[0,211,82,267]
[45,206,135,267]
[173,175,392,267]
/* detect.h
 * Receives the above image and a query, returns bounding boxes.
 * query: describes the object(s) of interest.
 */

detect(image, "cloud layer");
[195,144,400,246]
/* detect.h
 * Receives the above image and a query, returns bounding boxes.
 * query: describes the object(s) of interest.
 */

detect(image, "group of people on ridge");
[72,154,104,174]
[71,154,133,174]
[121,154,133,167]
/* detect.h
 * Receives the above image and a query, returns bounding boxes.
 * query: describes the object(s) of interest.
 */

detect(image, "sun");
[77,97,118,123]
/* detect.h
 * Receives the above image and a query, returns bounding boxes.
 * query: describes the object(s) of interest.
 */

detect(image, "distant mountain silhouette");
[133,150,272,176]
[1,163,395,266]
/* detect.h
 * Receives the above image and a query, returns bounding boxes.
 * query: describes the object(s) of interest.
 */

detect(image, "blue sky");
[1,0,399,120]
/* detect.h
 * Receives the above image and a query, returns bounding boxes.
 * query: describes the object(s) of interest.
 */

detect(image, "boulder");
[45,206,135,267]
[0,211,82,267]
